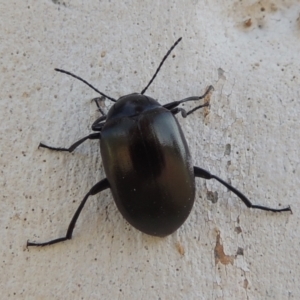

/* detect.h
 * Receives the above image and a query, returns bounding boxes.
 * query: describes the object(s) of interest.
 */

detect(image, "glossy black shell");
[100,94,195,236]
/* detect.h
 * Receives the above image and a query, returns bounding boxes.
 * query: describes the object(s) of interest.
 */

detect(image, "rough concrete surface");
[1,0,300,299]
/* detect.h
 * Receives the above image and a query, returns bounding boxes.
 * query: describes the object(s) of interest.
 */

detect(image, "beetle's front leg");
[164,85,214,116]
[91,96,106,116]
[39,132,100,153]
[170,103,209,117]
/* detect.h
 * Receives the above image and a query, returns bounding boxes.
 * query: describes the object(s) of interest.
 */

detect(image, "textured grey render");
[1,0,300,299]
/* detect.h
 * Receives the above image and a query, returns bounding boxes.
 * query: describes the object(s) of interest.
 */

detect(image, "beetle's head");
[106,93,161,121]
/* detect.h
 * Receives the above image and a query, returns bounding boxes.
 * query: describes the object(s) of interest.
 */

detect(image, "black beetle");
[27,37,291,246]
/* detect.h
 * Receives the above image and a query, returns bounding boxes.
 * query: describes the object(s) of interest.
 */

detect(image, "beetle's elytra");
[27,37,291,247]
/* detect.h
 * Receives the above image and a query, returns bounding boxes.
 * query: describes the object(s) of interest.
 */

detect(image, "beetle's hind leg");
[164,85,214,117]
[194,166,292,213]
[39,132,100,153]
[27,178,110,247]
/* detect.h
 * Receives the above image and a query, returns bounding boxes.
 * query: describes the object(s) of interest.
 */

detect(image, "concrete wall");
[1,0,300,299]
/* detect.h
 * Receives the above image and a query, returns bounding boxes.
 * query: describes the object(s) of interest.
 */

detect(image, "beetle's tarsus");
[27,237,69,247]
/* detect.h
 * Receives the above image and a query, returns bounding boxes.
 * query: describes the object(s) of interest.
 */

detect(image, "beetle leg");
[171,103,209,117]
[91,117,106,131]
[90,97,107,131]
[39,133,100,153]
[194,166,292,213]
[92,96,106,116]
[27,178,110,247]
[163,85,214,111]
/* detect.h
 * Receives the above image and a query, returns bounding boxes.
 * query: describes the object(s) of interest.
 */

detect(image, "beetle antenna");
[141,37,182,95]
[55,68,117,102]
